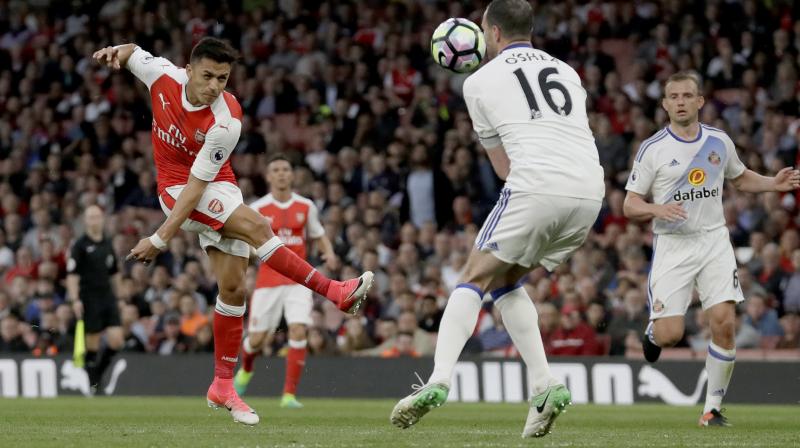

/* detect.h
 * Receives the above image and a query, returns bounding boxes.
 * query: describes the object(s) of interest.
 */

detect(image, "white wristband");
[149,233,167,250]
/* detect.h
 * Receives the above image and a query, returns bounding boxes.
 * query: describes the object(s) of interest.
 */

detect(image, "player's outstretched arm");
[127,175,209,264]
[623,191,687,223]
[92,43,137,70]
[730,167,800,193]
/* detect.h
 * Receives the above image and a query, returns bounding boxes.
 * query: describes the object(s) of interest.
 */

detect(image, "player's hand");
[92,46,121,70]
[773,167,800,192]
[71,300,83,319]
[653,203,688,222]
[126,237,162,265]
[321,251,340,271]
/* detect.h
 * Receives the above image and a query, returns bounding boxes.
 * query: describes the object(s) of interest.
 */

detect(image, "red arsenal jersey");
[126,47,242,195]
[250,193,325,288]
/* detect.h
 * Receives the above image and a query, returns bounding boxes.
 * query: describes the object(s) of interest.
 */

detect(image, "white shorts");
[475,190,601,271]
[648,226,745,320]
[159,181,249,258]
[248,285,313,332]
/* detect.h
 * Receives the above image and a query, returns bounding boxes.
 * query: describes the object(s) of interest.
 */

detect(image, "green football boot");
[390,382,449,429]
[522,384,572,438]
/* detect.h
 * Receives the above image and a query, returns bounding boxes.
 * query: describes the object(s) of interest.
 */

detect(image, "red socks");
[241,337,258,373]
[284,341,307,395]
[213,300,245,379]
[256,237,332,297]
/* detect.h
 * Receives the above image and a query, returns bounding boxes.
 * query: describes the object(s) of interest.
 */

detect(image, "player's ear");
[185,63,192,77]
[697,95,705,109]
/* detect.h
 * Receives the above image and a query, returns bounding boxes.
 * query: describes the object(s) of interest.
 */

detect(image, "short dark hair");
[190,37,239,64]
[267,153,292,168]
[664,71,703,96]
[485,0,534,41]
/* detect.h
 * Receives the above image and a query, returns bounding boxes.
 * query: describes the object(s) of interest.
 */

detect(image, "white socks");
[704,341,735,413]
[288,339,308,349]
[255,236,283,261]
[494,286,554,395]
[215,297,245,317]
[428,284,483,386]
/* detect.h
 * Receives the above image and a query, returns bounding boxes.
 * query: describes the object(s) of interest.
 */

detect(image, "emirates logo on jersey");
[194,129,206,144]
[208,199,224,214]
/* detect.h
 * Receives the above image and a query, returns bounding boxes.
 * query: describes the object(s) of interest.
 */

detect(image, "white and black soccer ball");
[430,18,486,74]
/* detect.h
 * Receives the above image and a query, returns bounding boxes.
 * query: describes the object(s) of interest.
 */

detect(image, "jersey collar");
[666,125,702,143]
[500,42,533,53]
[181,83,209,112]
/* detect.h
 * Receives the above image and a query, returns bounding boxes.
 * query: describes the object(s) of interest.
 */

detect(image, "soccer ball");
[431,18,486,73]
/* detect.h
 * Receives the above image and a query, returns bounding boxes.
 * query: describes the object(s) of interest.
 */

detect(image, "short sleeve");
[67,241,83,275]
[724,138,746,179]
[306,202,326,239]
[190,119,242,181]
[463,78,501,149]
[625,146,656,195]
[126,47,182,89]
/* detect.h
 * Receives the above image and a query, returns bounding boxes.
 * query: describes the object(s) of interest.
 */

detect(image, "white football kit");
[626,124,746,318]
[463,43,604,270]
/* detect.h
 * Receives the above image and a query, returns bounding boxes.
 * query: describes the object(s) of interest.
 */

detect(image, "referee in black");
[67,205,124,391]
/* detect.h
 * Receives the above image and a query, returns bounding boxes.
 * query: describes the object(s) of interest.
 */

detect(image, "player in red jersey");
[92,38,374,425]
[233,154,336,408]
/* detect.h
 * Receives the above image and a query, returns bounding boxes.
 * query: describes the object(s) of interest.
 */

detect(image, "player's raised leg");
[221,205,373,314]
[642,316,685,362]
[390,249,500,429]
[699,301,736,427]
[205,248,259,426]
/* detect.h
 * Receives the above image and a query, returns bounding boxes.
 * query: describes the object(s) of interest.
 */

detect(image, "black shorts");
[83,300,121,334]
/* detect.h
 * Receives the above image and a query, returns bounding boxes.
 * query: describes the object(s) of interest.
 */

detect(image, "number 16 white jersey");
[463,43,605,201]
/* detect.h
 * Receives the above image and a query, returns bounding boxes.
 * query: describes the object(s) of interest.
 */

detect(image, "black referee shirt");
[67,234,118,302]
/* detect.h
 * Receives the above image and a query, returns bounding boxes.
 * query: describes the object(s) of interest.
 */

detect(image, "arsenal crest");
[208,199,224,214]
[708,151,721,166]
[195,129,206,144]
[296,213,305,223]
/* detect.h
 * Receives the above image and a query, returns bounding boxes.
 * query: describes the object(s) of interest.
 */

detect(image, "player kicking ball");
[391,0,605,438]
[93,38,373,426]
[234,155,337,408]
[624,71,800,427]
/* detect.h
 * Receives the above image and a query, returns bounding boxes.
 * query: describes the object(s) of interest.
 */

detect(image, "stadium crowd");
[0,0,799,360]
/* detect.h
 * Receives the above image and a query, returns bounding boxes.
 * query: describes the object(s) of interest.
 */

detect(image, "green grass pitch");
[0,397,796,447]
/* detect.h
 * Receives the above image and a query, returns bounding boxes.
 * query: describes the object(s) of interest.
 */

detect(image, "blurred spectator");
[308,326,338,356]
[782,249,800,313]
[398,310,435,356]
[418,295,443,332]
[545,306,603,356]
[607,289,648,355]
[178,293,208,338]
[0,314,27,352]
[156,314,191,355]
[478,306,513,355]
[120,304,147,352]
[380,331,420,358]
[339,316,374,354]
[735,307,762,349]
[745,294,784,337]
[776,314,800,349]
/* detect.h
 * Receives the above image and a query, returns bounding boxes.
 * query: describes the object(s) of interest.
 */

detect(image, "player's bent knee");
[218,283,247,305]
[248,332,267,349]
